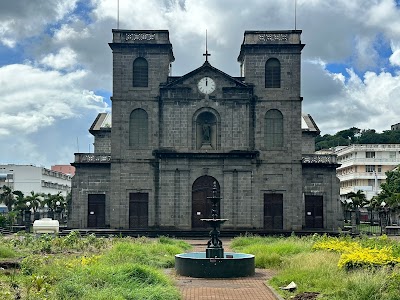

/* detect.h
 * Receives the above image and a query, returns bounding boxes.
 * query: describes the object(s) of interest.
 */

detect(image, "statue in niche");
[202,122,211,143]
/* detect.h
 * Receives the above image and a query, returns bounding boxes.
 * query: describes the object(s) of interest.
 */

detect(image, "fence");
[345,208,395,236]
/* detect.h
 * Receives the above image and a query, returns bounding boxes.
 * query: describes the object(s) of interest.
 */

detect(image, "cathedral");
[70,29,342,231]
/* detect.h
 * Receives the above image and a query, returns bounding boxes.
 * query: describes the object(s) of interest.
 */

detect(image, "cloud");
[0,63,108,137]
[0,0,79,48]
[303,61,400,133]
[40,47,78,70]
[1,0,400,166]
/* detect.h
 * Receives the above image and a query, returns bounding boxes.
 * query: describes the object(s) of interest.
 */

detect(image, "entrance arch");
[192,176,220,228]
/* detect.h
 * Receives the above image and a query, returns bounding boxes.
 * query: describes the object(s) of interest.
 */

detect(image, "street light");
[25,201,31,232]
[380,201,389,234]
[55,201,61,222]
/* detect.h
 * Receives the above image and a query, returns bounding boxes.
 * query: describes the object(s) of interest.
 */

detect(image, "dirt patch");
[0,259,21,269]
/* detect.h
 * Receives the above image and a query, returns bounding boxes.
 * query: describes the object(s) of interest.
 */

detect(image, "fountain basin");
[175,252,255,278]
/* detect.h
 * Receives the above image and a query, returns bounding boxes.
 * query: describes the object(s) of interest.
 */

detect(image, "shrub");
[313,236,400,270]
[0,245,17,258]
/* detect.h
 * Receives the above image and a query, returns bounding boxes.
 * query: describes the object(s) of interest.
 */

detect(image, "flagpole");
[117,0,120,29]
[294,0,297,30]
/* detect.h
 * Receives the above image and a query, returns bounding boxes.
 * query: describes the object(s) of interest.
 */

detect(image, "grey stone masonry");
[69,28,342,232]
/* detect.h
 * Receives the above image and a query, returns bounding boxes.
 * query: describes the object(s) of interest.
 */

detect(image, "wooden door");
[192,176,219,228]
[264,193,283,229]
[305,195,323,228]
[129,193,149,228]
[87,194,106,228]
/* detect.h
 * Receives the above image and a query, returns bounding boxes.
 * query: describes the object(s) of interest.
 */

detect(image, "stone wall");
[69,164,110,228]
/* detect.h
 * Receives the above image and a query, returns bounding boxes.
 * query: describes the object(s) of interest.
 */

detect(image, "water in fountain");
[175,182,255,278]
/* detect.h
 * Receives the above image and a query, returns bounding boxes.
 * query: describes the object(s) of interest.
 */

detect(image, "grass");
[231,234,313,268]
[0,233,190,300]
[231,234,400,299]
[0,244,18,259]
[4,232,400,299]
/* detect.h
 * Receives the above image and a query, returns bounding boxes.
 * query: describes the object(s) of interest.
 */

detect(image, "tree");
[43,192,66,212]
[24,191,43,215]
[346,190,368,225]
[0,185,15,212]
[346,190,368,209]
[373,167,400,225]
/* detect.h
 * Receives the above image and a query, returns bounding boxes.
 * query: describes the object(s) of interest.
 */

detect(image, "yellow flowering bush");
[313,239,360,253]
[65,255,101,269]
[313,237,400,270]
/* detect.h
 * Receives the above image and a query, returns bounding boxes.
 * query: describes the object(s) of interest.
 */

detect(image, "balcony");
[73,153,111,164]
[338,157,400,168]
[337,172,386,181]
[302,154,338,165]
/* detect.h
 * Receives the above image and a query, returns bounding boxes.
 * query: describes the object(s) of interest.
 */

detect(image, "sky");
[1,0,400,168]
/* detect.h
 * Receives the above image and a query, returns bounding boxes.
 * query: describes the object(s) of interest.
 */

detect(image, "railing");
[338,158,400,167]
[337,172,386,181]
[344,208,397,236]
[337,144,400,154]
[302,154,337,164]
[74,153,111,163]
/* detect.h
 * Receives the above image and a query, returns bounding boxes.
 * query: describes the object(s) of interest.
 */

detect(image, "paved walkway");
[173,239,283,300]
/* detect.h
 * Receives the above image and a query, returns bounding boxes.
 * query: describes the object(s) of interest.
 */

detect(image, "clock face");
[198,77,216,94]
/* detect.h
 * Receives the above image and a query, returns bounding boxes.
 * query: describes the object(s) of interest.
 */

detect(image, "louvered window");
[133,57,148,87]
[129,109,148,148]
[265,109,283,149]
[265,58,281,88]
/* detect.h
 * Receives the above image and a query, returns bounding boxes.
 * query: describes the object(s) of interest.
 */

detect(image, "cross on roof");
[203,30,210,62]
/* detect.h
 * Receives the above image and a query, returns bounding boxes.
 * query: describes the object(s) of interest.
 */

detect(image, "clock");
[198,77,216,94]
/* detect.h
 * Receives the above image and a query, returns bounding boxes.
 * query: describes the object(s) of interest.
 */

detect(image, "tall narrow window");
[133,57,148,87]
[129,109,148,148]
[265,58,281,88]
[265,109,283,149]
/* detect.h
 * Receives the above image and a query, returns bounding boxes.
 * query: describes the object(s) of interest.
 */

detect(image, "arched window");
[265,109,283,149]
[129,109,148,148]
[265,58,281,88]
[133,57,148,87]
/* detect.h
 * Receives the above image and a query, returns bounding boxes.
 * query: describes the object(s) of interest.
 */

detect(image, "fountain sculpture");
[175,182,255,278]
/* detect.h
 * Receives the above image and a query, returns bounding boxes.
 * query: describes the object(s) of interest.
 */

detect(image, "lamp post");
[380,201,389,235]
[25,201,31,232]
[55,201,61,222]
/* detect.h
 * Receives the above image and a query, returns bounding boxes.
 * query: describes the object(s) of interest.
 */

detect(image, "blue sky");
[1,0,400,167]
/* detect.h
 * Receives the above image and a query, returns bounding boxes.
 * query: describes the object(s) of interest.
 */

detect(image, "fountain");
[175,182,255,278]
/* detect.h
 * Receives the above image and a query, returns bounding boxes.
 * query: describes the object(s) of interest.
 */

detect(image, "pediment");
[161,61,250,92]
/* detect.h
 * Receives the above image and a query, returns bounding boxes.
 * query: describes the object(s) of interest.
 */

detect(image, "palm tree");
[25,191,44,220]
[346,190,368,209]
[12,190,26,224]
[346,190,368,225]
[43,192,66,220]
[0,185,15,212]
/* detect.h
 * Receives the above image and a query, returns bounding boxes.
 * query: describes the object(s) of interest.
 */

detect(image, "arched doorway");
[192,176,220,228]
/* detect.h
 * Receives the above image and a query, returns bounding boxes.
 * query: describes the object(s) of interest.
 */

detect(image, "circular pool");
[175,252,255,278]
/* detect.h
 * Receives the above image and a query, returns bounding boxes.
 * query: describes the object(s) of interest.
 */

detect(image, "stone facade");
[70,29,342,231]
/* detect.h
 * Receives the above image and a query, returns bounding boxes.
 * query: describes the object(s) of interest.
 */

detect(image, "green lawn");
[0,232,190,300]
[3,232,400,299]
[231,234,400,300]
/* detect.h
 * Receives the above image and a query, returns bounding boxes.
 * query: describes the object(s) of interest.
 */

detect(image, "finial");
[203,29,211,62]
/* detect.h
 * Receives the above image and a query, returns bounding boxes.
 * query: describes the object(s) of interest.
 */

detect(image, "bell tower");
[109,30,175,100]
[237,30,304,100]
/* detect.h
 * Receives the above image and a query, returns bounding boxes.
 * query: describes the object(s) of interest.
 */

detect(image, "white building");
[334,144,400,200]
[0,164,72,197]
